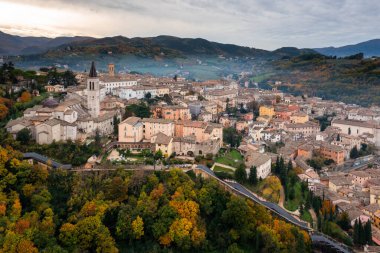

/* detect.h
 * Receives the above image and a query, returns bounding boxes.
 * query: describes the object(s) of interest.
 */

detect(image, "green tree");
[61,70,78,87]
[144,92,152,100]
[16,127,32,145]
[234,165,247,183]
[350,146,359,159]
[223,127,242,147]
[113,115,120,136]
[248,166,258,185]
[365,221,372,245]
[337,212,351,231]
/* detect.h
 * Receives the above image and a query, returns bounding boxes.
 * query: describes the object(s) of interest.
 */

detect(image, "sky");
[0,0,379,50]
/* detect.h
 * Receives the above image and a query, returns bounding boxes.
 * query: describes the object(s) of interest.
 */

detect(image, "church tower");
[87,61,100,118]
[108,63,115,76]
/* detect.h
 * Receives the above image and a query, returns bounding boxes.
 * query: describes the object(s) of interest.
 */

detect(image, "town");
[2,59,380,252]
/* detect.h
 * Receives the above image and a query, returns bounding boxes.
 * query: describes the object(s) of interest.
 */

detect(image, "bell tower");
[108,63,115,76]
[87,61,100,118]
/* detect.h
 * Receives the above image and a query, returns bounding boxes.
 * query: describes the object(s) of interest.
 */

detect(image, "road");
[196,165,353,253]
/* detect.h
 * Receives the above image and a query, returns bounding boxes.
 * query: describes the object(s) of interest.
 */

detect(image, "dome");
[43,96,59,108]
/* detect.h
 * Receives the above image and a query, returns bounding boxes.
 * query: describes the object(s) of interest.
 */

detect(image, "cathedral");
[6,62,122,144]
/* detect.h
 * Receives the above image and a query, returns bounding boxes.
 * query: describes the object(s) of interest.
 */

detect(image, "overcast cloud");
[0,0,379,50]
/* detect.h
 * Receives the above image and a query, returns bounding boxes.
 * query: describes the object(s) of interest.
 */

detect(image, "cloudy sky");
[1,0,379,50]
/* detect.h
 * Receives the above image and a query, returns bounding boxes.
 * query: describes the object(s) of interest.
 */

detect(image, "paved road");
[311,234,352,253]
[196,165,353,253]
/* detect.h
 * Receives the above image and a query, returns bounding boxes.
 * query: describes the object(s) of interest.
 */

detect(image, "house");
[118,117,144,142]
[319,143,345,165]
[152,105,191,121]
[329,176,353,192]
[349,171,371,187]
[151,132,173,157]
[297,143,314,159]
[259,105,275,118]
[346,208,370,226]
[141,118,175,140]
[284,121,320,137]
[290,112,309,124]
[244,151,272,179]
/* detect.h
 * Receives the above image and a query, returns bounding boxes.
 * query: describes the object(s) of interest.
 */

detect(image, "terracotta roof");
[152,132,172,145]
[120,116,141,126]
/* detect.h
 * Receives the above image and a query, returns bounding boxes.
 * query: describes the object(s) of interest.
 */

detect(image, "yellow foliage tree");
[131,216,144,239]
[16,238,38,253]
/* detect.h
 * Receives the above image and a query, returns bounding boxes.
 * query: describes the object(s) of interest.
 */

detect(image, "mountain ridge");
[0,31,315,59]
[313,39,380,57]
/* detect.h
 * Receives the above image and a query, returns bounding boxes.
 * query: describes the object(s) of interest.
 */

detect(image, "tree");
[350,146,359,159]
[154,149,163,170]
[20,91,32,102]
[247,100,259,118]
[16,128,32,145]
[94,128,101,147]
[299,202,304,216]
[124,102,151,118]
[132,216,144,239]
[337,212,351,231]
[287,160,293,172]
[61,70,78,87]
[113,116,120,136]
[47,67,60,85]
[234,165,247,183]
[248,166,258,185]
[0,103,9,120]
[144,92,152,100]
[223,127,242,147]
[365,221,372,245]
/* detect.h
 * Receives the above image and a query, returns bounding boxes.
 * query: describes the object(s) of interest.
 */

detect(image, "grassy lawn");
[215,149,243,168]
[301,210,312,224]
[284,182,303,212]
[213,165,235,174]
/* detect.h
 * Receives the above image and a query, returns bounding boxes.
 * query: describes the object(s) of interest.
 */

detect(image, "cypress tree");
[275,156,280,174]
[353,219,359,244]
[287,159,293,172]
[359,219,366,245]
[365,221,372,245]
[249,166,258,185]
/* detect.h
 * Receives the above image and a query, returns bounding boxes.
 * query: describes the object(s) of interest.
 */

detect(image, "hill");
[1,32,320,80]
[0,31,92,55]
[313,39,380,58]
[262,54,380,106]
[1,31,318,59]
[0,143,311,252]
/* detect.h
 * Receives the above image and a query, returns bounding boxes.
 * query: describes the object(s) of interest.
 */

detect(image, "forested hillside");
[266,54,380,106]
[0,145,311,252]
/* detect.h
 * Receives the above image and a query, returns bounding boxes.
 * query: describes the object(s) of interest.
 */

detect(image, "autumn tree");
[20,91,32,102]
